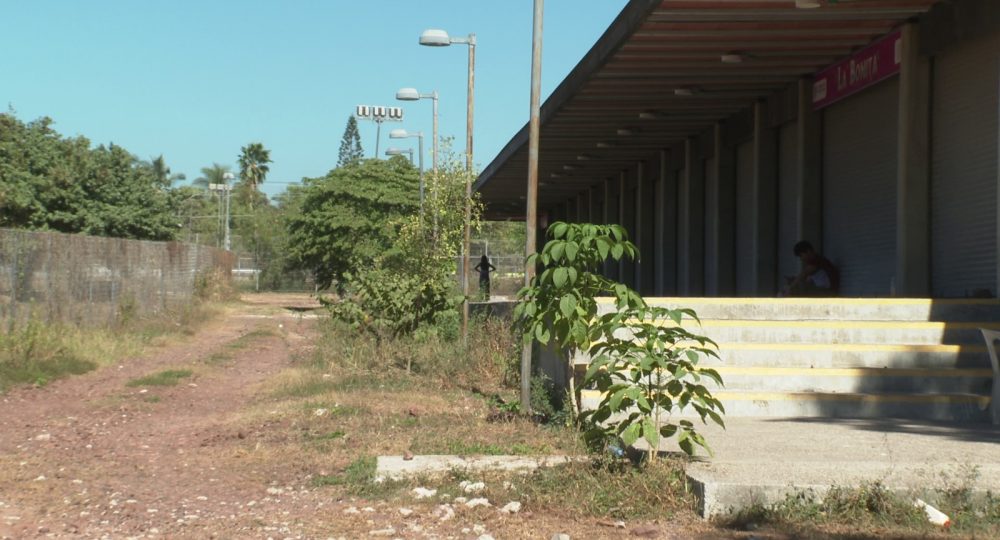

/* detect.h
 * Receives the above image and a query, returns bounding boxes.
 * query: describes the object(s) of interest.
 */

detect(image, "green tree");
[147,155,185,187]
[0,113,176,240]
[337,116,364,167]
[237,142,271,209]
[287,157,419,289]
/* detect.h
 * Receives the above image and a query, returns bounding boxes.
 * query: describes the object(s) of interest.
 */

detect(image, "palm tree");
[192,163,232,190]
[238,142,272,210]
[148,155,186,187]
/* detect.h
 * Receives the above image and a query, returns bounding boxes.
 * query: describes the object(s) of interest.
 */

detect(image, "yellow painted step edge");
[572,365,993,378]
[623,319,1000,330]
[579,389,991,405]
[596,297,1000,306]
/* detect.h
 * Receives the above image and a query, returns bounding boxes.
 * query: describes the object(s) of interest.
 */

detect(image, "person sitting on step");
[782,241,839,297]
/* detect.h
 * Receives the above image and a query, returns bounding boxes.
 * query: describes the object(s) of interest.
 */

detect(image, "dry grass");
[0,300,224,391]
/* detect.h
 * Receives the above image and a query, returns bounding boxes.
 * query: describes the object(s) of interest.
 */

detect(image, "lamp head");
[389,129,408,139]
[385,147,406,156]
[396,87,420,101]
[419,29,451,47]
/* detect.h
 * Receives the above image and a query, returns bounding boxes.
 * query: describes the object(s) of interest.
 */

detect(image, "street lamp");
[385,147,414,164]
[395,87,439,173]
[389,129,425,214]
[420,27,476,345]
[209,172,235,252]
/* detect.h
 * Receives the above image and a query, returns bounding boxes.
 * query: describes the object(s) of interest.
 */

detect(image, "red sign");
[812,29,902,110]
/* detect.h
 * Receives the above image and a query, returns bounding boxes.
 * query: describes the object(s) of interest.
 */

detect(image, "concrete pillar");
[717,123,737,295]
[753,102,779,295]
[618,171,629,286]
[678,139,704,295]
[896,23,931,297]
[603,178,616,280]
[704,129,721,296]
[654,150,678,296]
[634,161,645,292]
[796,78,823,250]
[589,184,600,224]
[576,191,587,224]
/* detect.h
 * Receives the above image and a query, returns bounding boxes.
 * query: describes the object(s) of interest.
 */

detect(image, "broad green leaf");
[551,222,568,239]
[611,243,624,260]
[550,241,565,262]
[553,268,569,288]
[559,294,577,318]
[534,324,550,344]
[620,422,641,447]
[565,241,580,262]
[642,417,659,450]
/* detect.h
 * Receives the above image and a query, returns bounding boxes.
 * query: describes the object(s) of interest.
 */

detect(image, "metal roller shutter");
[931,32,1000,298]
[736,141,755,295]
[822,79,899,297]
[778,122,799,289]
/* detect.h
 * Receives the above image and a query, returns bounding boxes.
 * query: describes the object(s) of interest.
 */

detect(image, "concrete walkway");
[684,417,1000,517]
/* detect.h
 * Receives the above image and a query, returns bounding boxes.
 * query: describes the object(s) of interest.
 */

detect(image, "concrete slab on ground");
[375,455,582,481]
[685,417,1000,518]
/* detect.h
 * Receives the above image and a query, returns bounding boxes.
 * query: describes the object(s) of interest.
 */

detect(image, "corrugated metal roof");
[476,0,939,218]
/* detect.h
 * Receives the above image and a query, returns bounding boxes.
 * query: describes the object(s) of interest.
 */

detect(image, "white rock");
[362,507,375,513]
[500,501,522,514]
[433,504,455,522]
[411,487,437,499]
[398,507,414,517]
[453,497,468,504]
[465,498,491,509]
[368,527,396,537]
[313,408,328,417]
[478,535,496,540]
[460,480,486,494]
[473,524,486,534]
[33,475,46,482]
[343,507,360,515]
[35,433,51,441]
[266,487,284,495]
[551,535,571,540]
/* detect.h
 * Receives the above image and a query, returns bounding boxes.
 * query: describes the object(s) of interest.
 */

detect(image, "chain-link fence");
[458,254,526,300]
[0,228,233,327]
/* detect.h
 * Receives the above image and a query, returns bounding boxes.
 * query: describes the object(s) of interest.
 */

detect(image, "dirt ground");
[0,294,790,539]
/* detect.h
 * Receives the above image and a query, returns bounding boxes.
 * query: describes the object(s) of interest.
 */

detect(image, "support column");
[896,23,931,297]
[576,190,587,223]
[604,178,616,280]
[590,184,600,224]
[717,123,737,295]
[634,162,645,292]
[797,78,823,250]
[704,131,721,296]
[653,150,676,296]
[678,139,704,295]
[618,171,629,286]
[753,102,779,295]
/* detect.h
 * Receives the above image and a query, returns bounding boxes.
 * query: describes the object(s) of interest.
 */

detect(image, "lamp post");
[395,88,439,173]
[389,129,425,214]
[420,27,476,345]
[385,147,414,164]
[210,172,235,252]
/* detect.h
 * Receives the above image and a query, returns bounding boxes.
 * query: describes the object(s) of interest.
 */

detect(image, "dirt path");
[0,295,739,540]
[0,295,328,539]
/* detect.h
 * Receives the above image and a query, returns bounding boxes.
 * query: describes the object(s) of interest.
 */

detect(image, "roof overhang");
[476,0,940,219]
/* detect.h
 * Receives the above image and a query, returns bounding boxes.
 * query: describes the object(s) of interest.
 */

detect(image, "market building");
[476,0,1000,300]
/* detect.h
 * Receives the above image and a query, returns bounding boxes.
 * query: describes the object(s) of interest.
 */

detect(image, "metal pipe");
[431,91,439,173]
[522,0,544,411]
[418,133,425,215]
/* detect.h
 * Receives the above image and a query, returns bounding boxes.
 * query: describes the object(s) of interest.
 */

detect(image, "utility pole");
[522,0,544,411]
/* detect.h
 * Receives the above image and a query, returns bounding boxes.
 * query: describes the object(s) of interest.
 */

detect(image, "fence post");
[160,248,167,313]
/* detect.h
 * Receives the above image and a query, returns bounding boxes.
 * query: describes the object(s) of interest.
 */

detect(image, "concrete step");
[581,390,991,422]
[576,343,992,370]
[575,365,993,394]
[663,319,1000,345]
[706,367,993,394]
[598,297,1000,322]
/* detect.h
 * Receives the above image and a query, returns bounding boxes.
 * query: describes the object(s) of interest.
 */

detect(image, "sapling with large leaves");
[515,221,726,458]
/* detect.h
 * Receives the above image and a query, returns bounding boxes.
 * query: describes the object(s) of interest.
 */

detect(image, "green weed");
[126,369,193,387]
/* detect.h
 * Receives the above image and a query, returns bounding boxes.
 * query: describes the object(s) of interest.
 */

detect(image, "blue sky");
[1,1,628,198]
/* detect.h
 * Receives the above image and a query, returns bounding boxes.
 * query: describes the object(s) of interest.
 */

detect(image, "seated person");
[782,241,840,297]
